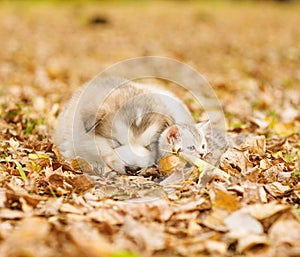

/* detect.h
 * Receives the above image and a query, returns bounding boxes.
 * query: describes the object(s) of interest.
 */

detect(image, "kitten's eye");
[111,138,122,148]
[187,145,196,151]
[201,144,206,150]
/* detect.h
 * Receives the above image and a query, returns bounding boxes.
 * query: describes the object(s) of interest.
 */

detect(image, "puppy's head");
[85,109,173,174]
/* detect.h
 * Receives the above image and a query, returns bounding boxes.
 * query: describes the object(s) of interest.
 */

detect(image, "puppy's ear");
[83,109,106,133]
[166,125,181,145]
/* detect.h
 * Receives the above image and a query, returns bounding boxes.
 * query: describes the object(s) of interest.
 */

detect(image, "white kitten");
[158,121,230,166]
[158,122,209,159]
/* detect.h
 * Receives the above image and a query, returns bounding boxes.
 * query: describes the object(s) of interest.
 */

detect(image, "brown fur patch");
[131,113,173,137]
[92,82,174,139]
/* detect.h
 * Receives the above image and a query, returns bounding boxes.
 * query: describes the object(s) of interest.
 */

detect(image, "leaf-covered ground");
[0,1,300,257]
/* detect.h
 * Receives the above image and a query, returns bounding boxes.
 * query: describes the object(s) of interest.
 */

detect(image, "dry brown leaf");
[264,182,291,198]
[237,234,269,253]
[37,197,63,216]
[249,116,270,130]
[259,158,272,170]
[187,219,203,235]
[68,222,117,257]
[242,182,268,204]
[220,147,253,175]
[262,163,285,183]
[160,169,186,186]
[241,135,266,156]
[204,240,227,255]
[134,186,168,200]
[88,208,125,225]
[65,213,89,222]
[71,156,99,175]
[174,240,206,257]
[66,174,94,192]
[60,203,86,215]
[213,189,241,213]
[0,217,53,257]
[266,137,286,152]
[246,202,290,220]
[201,207,229,232]
[0,209,25,219]
[225,209,263,234]
[98,199,174,222]
[0,188,7,208]
[173,196,211,213]
[0,221,14,240]
[120,217,165,253]
[171,210,199,221]
[269,216,300,248]
[227,184,245,195]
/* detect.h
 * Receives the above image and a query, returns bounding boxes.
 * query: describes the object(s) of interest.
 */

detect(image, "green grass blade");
[15,161,27,181]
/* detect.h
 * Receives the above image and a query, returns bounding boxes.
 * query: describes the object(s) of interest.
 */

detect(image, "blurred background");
[0,0,299,132]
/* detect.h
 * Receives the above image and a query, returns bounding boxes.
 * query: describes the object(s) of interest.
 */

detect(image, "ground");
[0,1,300,257]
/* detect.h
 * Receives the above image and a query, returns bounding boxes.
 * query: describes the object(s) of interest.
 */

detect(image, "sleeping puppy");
[54,77,208,175]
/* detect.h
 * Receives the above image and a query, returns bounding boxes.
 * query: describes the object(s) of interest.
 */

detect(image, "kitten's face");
[159,123,209,159]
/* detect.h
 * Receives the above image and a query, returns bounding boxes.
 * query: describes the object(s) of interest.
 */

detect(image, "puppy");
[55,77,209,175]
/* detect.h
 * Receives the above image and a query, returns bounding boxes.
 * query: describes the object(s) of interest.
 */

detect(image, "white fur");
[54,77,196,175]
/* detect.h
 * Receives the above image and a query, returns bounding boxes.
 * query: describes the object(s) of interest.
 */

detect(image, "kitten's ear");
[83,109,106,133]
[166,125,181,145]
[196,120,211,133]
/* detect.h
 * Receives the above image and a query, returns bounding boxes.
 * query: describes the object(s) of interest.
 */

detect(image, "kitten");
[158,122,209,159]
[54,77,198,175]
[158,121,229,166]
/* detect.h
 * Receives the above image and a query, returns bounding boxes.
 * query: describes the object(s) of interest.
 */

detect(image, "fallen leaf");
[264,182,291,198]
[225,209,263,234]
[246,202,290,220]
[173,196,211,213]
[220,148,252,175]
[204,240,227,256]
[0,217,53,257]
[0,188,7,208]
[60,203,86,215]
[0,209,25,219]
[241,135,266,156]
[159,155,183,173]
[237,233,269,253]
[213,189,241,213]
[68,221,117,257]
[71,156,99,175]
[269,216,300,249]
[242,182,268,204]
[201,207,228,232]
[88,208,125,225]
[119,217,165,253]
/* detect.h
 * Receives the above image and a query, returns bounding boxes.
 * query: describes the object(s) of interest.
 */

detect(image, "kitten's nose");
[199,153,205,159]
[125,166,141,174]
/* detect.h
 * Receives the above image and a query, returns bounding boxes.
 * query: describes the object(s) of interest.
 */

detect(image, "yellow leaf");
[273,122,297,137]
[159,155,181,173]
[214,189,241,213]
[29,153,49,159]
